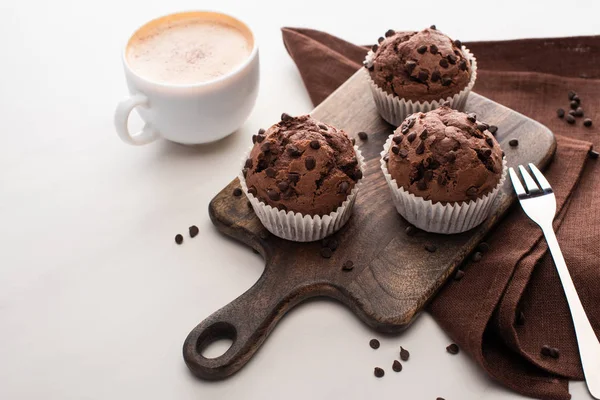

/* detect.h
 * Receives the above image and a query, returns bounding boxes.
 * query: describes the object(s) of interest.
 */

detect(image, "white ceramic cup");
[114,11,260,145]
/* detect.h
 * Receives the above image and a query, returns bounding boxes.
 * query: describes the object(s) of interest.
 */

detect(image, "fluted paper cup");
[239,146,365,242]
[364,47,477,127]
[380,135,506,234]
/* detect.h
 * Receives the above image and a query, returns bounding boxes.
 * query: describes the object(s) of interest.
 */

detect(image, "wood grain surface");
[183,70,556,380]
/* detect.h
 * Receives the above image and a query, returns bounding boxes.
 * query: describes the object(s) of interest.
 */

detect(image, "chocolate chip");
[277,181,289,192]
[446,343,460,354]
[374,367,385,378]
[430,24,436,30]
[439,58,449,68]
[541,345,552,357]
[405,225,418,236]
[454,269,465,281]
[281,112,293,121]
[584,118,593,127]
[454,39,462,48]
[405,60,417,74]
[424,170,433,181]
[417,45,427,54]
[247,200,252,208]
[287,145,301,157]
[378,37,385,44]
[549,347,560,359]
[425,244,437,253]
[419,129,428,140]
[328,238,339,251]
[570,100,578,110]
[441,76,452,86]
[557,108,565,118]
[310,140,321,149]
[354,170,363,180]
[447,152,456,162]
[574,107,584,117]
[383,154,390,162]
[478,242,490,253]
[466,186,478,197]
[320,247,333,259]
[401,125,410,134]
[516,311,525,326]
[430,44,439,54]
[572,94,580,103]
[369,339,380,349]
[175,234,183,245]
[566,114,576,124]
[568,90,577,100]
[477,123,488,131]
[415,141,425,155]
[459,59,468,71]
[486,137,494,147]
[400,346,410,361]
[248,186,257,196]
[393,135,403,144]
[488,125,498,135]
[447,54,457,65]
[437,398,446,400]
[509,139,519,147]
[399,149,409,158]
[267,189,280,201]
[385,29,395,37]
[265,167,276,178]
[407,118,416,128]
[418,70,429,82]
[569,109,576,116]
[260,141,271,153]
[288,173,300,183]
[467,113,477,123]
[392,146,400,154]
[407,132,417,142]
[305,156,316,170]
[481,148,492,158]
[392,360,402,372]
[431,70,441,82]
[358,131,368,140]
[437,174,447,186]
[342,260,354,271]
[189,225,199,238]
[351,138,356,145]
[339,181,350,193]
[233,188,243,196]
[590,149,600,159]
[256,134,265,143]
[252,135,257,144]
[417,180,427,190]
[371,44,378,52]
[472,252,483,262]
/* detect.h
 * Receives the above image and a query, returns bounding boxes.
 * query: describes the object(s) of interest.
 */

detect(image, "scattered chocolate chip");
[392,146,400,154]
[476,123,487,131]
[383,154,390,162]
[287,145,301,157]
[419,129,428,140]
[339,181,350,193]
[569,109,576,116]
[305,156,316,170]
[486,137,494,147]
[369,339,380,349]
[478,242,490,253]
[418,70,429,82]
[400,346,410,361]
[424,243,437,253]
[557,108,565,118]
[401,125,410,134]
[439,58,449,68]
[589,150,599,159]
[385,29,395,37]
[405,225,418,236]
[447,152,456,162]
[570,100,578,110]
[371,44,378,52]
[467,113,477,123]
[459,60,468,71]
[437,174,447,186]
[566,114,576,124]
[549,347,560,359]
[572,94,580,104]
[417,45,427,54]
[281,112,293,121]
[407,119,416,128]
[233,188,243,196]
[351,138,356,145]
[509,139,519,147]
[407,132,417,142]
[393,135,403,144]
[374,367,385,378]
[392,360,402,372]
[574,107,584,117]
[454,39,462,48]
[265,167,277,178]
[248,186,257,196]
[251,135,257,144]
[516,310,526,326]
[358,131,368,140]
[256,134,265,143]
[417,180,427,191]
[399,149,409,158]
[415,142,425,155]
[342,260,354,271]
[441,76,452,86]
[174,234,184,245]
[472,252,483,262]
[488,125,498,135]
[541,345,552,357]
[320,247,333,259]
[310,140,321,149]
[424,170,434,182]
[430,24,436,30]
[354,170,363,180]
[568,90,577,100]
[277,181,289,192]
[437,398,446,400]
[431,70,441,82]
[454,269,465,281]
[446,343,460,354]
[466,186,478,197]
[378,37,385,44]
[327,238,339,251]
[260,142,271,153]
[447,54,457,65]
[318,124,328,131]
[189,225,199,238]
[267,189,280,201]
[584,118,593,127]
[405,60,417,74]
[244,159,253,169]
[430,44,438,54]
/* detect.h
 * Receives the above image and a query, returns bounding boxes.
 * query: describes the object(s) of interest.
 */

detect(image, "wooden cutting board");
[183,70,556,380]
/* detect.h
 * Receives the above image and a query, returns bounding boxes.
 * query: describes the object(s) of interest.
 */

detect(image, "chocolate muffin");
[244,114,362,215]
[366,27,472,102]
[386,106,502,203]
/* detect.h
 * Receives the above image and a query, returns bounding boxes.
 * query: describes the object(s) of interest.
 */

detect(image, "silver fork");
[510,163,600,399]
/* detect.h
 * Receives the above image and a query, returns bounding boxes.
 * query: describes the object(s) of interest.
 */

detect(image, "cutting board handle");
[183,269,317,380]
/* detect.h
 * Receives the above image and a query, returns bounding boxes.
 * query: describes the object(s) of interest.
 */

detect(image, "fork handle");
[542,224,600,399]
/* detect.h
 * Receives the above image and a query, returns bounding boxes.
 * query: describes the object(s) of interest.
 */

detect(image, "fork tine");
[509,167,527,196]
[518,165,541,193]
[528,163,552,191]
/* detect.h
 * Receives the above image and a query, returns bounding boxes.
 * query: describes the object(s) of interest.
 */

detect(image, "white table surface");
[1,0,598,399]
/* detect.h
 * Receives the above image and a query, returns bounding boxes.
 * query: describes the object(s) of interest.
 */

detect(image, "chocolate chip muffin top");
[367,27,472,102]
[244,114,362,215]
[385,106,502,204]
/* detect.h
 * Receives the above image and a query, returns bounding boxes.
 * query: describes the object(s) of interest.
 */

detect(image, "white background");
[1,0,599,399]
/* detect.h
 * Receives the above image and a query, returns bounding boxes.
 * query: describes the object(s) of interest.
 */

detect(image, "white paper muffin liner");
[380,135,507,234]
[364,46,478,127]
[239,146,365,242]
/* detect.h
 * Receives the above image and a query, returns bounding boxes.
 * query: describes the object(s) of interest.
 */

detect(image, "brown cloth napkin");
[282,28,600,400]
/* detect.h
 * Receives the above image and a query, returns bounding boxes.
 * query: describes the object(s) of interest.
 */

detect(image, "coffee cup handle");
[114,94,160,145]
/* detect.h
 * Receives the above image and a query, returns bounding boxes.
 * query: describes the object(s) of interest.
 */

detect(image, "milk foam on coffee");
[127,16,252,84]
